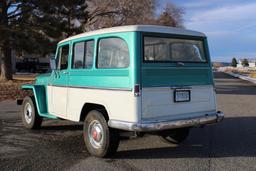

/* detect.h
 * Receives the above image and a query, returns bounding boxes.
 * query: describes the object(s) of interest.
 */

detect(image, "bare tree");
[85,0,157,30]
[156,3,184,27]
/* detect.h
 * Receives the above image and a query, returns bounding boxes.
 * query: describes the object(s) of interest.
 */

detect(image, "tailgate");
[141,85,216,120]
[140,66,216,120]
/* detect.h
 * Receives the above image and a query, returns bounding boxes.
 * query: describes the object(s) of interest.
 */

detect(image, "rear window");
[144,36,207,63]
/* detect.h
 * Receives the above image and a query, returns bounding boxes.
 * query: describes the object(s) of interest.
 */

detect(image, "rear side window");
[97,38,130,68]
[73,40,95,69]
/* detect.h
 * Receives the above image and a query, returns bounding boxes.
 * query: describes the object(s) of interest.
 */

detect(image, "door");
[50,44,70,117]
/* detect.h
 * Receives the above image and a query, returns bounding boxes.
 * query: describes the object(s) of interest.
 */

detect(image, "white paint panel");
[59,25,205,44]
[141,85,216,120]
[47,86,52,113]
[47,85,216,123]
[47,86,68,117]
[66,88,140,122]
[47,86,140,122]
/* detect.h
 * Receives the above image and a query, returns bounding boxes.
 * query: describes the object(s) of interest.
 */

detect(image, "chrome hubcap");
[88,120,104,149]
[24,103,32,124]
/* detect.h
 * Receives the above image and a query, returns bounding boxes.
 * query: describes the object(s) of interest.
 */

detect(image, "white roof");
[59,25,206,44]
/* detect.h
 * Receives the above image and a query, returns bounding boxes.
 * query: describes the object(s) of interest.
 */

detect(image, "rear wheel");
[83,110,120,157]
[160,128,190,144]
[21,96,43,129]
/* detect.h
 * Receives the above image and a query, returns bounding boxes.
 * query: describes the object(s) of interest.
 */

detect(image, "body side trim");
[48,84,132,91]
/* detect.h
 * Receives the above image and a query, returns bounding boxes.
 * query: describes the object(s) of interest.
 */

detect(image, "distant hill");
[221,62,230,66]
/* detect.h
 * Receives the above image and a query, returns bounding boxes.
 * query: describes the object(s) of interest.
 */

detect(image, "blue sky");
[159,0,256,62]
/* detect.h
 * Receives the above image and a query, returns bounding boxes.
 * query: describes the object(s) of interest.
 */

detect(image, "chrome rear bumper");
[108,111,224,132]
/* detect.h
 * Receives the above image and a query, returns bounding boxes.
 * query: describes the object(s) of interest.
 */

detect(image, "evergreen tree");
[0,0,89,80]
[231,58,238,67]
[242,58,249,67]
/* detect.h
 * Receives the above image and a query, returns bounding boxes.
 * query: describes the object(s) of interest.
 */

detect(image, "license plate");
[174,90,190,102]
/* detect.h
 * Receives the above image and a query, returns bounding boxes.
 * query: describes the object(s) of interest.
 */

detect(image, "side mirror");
[50,58,57,70]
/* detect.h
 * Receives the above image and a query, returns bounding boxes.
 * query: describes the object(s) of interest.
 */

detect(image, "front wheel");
[83,110,120,157]
[21,96,43,129]
[160,128,190,144]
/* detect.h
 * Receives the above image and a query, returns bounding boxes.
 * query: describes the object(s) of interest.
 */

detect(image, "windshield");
[143,36,207,63]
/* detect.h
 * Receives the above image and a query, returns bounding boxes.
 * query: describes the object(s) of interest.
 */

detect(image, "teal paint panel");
[34,86,47,113]
[204,37,215,85]
[68,32,135,89]
[21,84,58,119]
[68,69,130,89]
[141,67,213,87]
[134,32,142,85]
[140,33,214,87]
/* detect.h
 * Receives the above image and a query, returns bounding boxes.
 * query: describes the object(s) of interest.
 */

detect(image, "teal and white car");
[19,25,224,157]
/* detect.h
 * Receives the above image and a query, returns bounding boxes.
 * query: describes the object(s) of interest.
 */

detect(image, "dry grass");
[250,73,256,78]
[220,67,256,79]
[221,67,255,74]
[0,75,35,102]
[13,74,37,81]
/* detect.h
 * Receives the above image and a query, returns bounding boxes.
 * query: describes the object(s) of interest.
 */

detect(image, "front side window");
[97,38,130,68]
[73,40,95,69]
[144,36,206,63]
[57,45,69,70]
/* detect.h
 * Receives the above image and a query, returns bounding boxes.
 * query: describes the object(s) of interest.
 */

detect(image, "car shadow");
[18,116,256,159]
[113,117,256,159]
[40,124,83,131]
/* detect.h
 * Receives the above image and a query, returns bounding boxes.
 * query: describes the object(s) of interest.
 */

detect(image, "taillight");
[134,84,141,97]
[213,82,216,93]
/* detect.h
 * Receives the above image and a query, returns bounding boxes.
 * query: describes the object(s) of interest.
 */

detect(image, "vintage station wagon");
[19,25,224,157]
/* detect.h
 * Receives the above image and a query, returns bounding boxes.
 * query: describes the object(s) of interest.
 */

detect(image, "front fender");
[21,84,57,119]
[21,84,47,114]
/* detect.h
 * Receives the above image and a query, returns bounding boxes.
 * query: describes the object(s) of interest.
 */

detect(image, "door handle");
[62,71,69,74]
